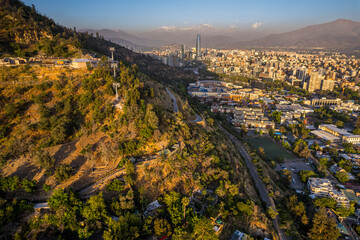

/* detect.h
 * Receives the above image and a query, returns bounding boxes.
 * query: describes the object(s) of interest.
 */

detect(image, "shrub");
[54,165,73,182]
[21,179,37,193]
[106,179,124,192]
[43,184,51,192]
[36,150,54,170]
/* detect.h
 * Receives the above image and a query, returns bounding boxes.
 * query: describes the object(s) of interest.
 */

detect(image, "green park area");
[248,136,294,161]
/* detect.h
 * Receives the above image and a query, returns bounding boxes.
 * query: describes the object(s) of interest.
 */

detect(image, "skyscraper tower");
[306,70,321,92]
[181,44,185,60]
[196,34,201,59]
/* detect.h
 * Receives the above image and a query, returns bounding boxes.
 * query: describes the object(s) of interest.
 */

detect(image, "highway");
[220,125,286,240]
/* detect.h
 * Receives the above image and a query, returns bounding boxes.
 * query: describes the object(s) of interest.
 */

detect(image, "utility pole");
[109,47,115,61]
[112,83,121,100]
[111,63,117,78]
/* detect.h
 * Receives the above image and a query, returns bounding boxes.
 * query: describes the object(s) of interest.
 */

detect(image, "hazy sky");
[23,0,360,32]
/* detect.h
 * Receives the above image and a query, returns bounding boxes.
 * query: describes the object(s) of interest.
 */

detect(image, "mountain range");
[233,19,360,50]
[82,19,360,50]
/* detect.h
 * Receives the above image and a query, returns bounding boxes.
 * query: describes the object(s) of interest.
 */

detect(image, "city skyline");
[22,0,360,32]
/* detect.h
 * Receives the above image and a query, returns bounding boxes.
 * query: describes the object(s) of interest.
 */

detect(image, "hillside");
[0,0,274,239]
[233,19,360,50]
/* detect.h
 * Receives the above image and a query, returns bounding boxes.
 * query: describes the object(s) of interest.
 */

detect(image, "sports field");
[248,136,294,160]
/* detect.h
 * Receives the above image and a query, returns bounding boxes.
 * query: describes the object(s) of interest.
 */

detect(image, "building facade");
[196,34,201,59]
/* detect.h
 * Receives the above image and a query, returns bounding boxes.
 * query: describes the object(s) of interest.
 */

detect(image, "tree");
[258,147,266,159]
[144,104,159,129]
[124,160,135,186]
[181,197,189,220]
[336,202,355,218]
[267,206,278,219]
[111,189,135,216]
[299,170,316,182]
[106,179,124,192]
[54,165,73,182]
[272,111,282,124]
[335,120,344,128]
[36,150,54,170]
[293,139,310,158]
[163,191,183,226]
[237,200,254,217]
[279,126,287,134]
[288,195,308,225]
[314,198,337,209]
[21,179,37,193]
[335,171,349,183]
[338,159,352,172]
[103,212,140,240]
[308,207,340,240]
[48,189,83,232]
[154,218,172,237]
[82,192,108,222]
[191,216,218,240]
[51,122,67,144]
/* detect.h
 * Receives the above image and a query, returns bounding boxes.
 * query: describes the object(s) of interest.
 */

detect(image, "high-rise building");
[167,54,178,67]
[196,34,201,59]
[181,44,185,60]
[320,79,335,91]
[305,70,322,92]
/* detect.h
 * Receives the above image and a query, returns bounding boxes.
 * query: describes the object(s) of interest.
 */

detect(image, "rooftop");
[319,124,353,137]
[311,130,341,142]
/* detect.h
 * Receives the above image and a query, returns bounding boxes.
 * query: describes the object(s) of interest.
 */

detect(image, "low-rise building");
[318,124,360,144]
[308,178,350,207]
[230,230,249,240]
[308,178,334,198]
[311,98,341,107]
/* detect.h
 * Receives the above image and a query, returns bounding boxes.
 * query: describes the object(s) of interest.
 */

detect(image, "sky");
[23,0,360,32]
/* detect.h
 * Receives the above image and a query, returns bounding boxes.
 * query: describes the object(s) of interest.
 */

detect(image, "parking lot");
[276,159,314,191]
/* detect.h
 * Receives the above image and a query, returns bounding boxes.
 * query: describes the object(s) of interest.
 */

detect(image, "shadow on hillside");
[11,162,40,180]
[71,155,86,173]
[53,139,79,163]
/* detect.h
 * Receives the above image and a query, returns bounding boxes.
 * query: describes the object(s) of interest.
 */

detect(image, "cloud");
[251,22,263,29]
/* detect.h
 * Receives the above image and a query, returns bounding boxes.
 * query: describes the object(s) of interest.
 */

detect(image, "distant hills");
[80,25,268,50]
[80,28,163,51]
[84,19,360,51]
[233,19,360,50]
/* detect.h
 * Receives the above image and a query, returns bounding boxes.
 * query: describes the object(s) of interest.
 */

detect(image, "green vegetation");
[36,150,54,170]
[308,207,340,240]
[335,171,349,183]
[154,218,172,237]
[314,106,350,125]
[0,176,37,193]
[54,165,73,182]
[271,111,282,124]
[267,206,279,219]
[293,139,311,158]
[248,137,294,161]
[106,179,125,192]
[0,198,33,228]
[299,170,317,182]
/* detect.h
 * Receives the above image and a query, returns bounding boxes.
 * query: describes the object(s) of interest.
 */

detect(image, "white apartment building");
[308,178,350,207]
